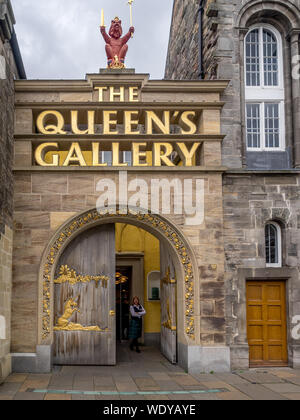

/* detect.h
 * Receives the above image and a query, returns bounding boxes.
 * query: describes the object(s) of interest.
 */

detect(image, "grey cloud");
[11,0,173,80]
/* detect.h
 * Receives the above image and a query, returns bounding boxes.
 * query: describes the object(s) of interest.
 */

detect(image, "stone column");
[291,30,300,167]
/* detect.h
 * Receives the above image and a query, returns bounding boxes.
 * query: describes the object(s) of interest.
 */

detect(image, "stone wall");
[11,74,231,373]
[0,0,23,382]
[12,171,226,354]
[165,0,220,80]
[165,0,300,168]
[0,226,12,382]
[0,45,15,233]
[165,0,200,80]
[165,0,300,368]
[224,173,300,368]
[0,36,14,382]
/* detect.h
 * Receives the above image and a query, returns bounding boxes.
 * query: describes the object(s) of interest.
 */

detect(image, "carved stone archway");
[38,207,199,348]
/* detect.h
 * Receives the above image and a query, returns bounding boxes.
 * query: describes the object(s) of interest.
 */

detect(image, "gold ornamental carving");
[108,55,126,70]
[162,299,177,332]
[41,209,195,341]
[161,266,176,285]
[54,265,109,288]
[54,297,105,332]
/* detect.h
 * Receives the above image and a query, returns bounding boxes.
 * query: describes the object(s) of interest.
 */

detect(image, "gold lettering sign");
[33,85,210,168]
[35,110,198,136]
[71,110,95,135]
[35,142,59,166]
[36,111,66,135]
[94,86,139,102]
[34,142,200,167]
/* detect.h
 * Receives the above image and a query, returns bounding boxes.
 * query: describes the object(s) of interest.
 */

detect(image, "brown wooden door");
[53,225,116,365]
[160,243,177,364]
[246,281,288,367]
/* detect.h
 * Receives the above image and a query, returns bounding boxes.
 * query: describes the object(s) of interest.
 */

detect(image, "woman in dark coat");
[129,296,146,353]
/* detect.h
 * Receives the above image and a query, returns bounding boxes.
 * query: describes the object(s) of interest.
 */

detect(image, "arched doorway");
[38,207,199,369]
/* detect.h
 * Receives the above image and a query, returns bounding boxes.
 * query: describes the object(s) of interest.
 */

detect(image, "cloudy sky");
[11,0,173,80]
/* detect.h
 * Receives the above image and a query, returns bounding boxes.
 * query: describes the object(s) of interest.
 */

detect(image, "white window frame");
[245,24,285,152]
[265,222,282,268]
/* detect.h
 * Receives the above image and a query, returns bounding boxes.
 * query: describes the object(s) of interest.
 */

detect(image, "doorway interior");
[52,222,178,366]
[116,265,132,342]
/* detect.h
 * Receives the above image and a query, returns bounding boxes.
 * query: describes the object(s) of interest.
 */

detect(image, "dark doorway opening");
[116,266,132,342]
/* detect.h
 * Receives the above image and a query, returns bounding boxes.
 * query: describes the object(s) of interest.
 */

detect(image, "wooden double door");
[53,224,178,366]
[53,225,116,365]
[246,281,288,367]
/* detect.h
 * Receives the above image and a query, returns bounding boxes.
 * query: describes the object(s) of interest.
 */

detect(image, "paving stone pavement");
[1,345,300,400]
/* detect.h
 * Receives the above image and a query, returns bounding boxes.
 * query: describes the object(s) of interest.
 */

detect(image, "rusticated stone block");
[41,195,62,212]
[201,301,215,316]
[200,281,225,300]
[61,195,87,212]
[68,175,94,194]
[14,109,33,134]
[14,212,50,230]
[14,174,31,194]
[32,174,68,194]
[201,317,226,333]
[14,194,41,212]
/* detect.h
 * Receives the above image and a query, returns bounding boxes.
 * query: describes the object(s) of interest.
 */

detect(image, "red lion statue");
[100,17,135,69]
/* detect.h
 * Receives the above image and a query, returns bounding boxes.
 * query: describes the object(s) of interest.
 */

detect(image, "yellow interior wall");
[115,223,161,334]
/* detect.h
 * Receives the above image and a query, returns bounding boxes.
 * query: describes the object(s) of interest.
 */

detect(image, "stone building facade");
[1,0,299,376]
[0,0,25,383]
[166,0,300,369]
[12,75,230,373]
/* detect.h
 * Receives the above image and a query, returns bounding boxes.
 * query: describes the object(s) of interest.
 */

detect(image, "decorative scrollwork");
[54,265,109,288]
[162,299,177,332]
[161,266,176,285]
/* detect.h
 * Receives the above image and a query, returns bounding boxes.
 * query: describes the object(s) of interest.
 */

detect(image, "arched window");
[245,25,285,151]
[265,222,282,267]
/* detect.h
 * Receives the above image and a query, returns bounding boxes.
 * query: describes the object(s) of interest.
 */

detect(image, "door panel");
[53,225,116,365]
[246,281,288,367]
[160,243,177,364]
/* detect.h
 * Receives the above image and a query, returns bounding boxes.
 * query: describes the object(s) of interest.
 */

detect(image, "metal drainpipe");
[198,0,205,79]
[10,30,26,79]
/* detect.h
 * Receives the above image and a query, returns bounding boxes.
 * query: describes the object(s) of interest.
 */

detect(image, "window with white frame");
[245,25,285,151]
[265,222,282,267]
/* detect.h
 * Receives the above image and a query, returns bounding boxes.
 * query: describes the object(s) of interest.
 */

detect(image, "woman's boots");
[130,339,141,353]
